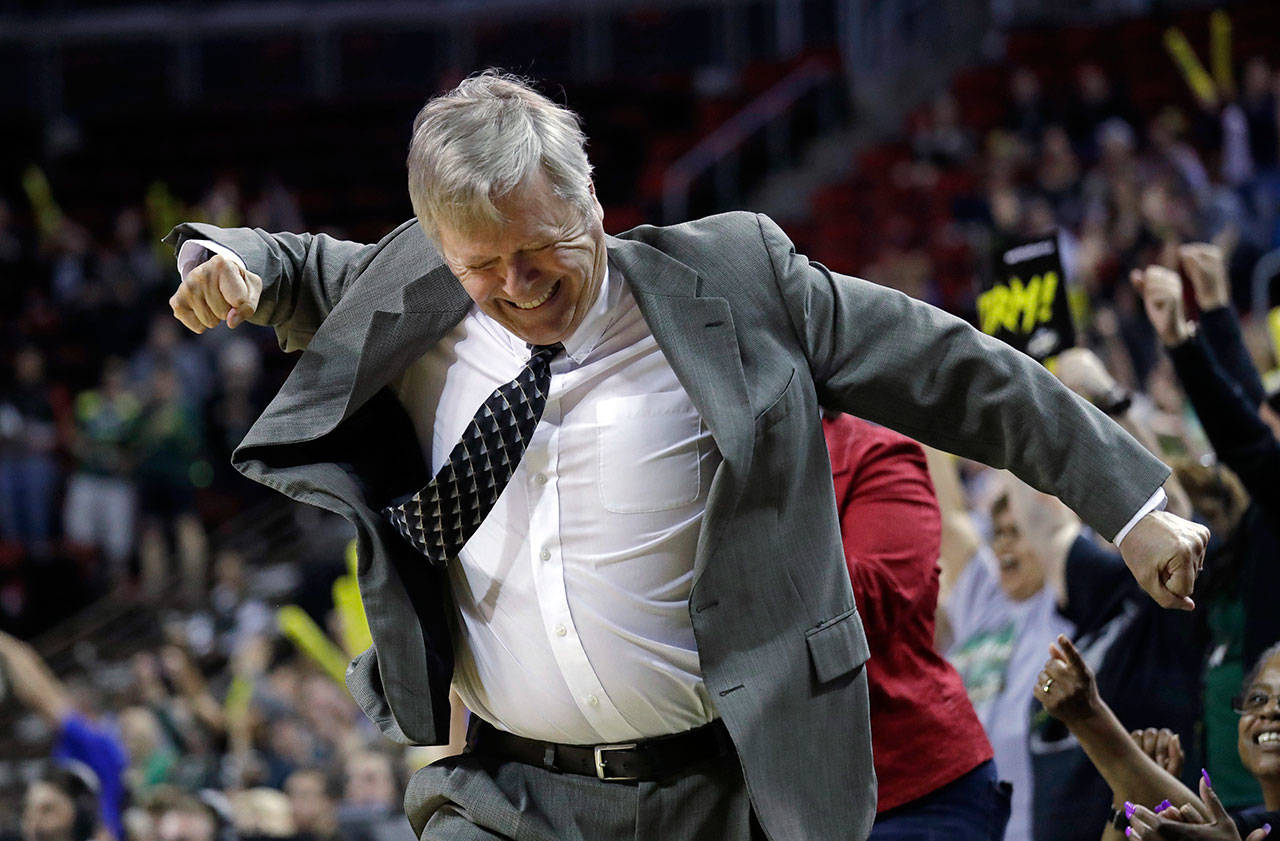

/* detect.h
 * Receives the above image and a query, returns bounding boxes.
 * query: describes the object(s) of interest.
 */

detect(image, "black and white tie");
[384,343,562,566]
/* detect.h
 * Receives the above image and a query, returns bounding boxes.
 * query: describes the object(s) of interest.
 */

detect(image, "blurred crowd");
[2,17,1280,841]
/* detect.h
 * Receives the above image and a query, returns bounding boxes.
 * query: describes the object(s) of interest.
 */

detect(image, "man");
[165,72,1206,841]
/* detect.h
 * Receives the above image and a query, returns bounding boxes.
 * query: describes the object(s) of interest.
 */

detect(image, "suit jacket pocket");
[805,607,871,684]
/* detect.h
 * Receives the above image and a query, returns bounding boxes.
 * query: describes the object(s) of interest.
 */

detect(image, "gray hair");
[407,71,594,243]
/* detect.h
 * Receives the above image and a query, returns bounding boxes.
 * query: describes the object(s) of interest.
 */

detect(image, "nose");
[500,253,540,295]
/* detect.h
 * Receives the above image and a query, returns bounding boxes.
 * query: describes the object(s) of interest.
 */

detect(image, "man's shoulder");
[353,219,447,280]
[612,212,800,298]
[614,211,772,258]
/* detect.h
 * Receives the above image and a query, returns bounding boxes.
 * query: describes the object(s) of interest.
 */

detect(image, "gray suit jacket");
[165,212,1169,841]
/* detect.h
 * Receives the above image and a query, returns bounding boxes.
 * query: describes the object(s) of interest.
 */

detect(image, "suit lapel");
[608,237,753,571]
[240,265,472,452]
[347,267,474,414]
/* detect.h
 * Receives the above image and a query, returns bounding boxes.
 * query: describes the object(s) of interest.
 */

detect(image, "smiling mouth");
[1257,731,1280,745]
[510,280,561,310]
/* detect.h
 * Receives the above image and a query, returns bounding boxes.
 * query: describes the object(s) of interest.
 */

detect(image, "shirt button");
[539,548,551,562]
[586,694,599,707]
[554,623,567,637]
[534,473,548,485]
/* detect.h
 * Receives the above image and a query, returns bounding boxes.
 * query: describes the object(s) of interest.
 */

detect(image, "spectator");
[229,788,294,839]
[0,632,126,840]
[63,358,140,585]
[937,474,1074,841]
[1035,636,1280,841]
[118,706,177,800]
[0,346,64,552]
[1005,67,1051,147]
[283,769,340,841]
[1065,64,1133,161]
[13,764,102,841]
[824,413,1008,840]
[132,364,207,602]
[337,750,414,841]
[153,793,221,841]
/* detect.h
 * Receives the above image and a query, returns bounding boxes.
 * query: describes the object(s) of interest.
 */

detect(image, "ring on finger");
[1042,678,1054,693]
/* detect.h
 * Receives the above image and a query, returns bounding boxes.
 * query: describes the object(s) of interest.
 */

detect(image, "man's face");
[991,508,1046,602]
[436,169,606,347]
[21,782,75,841]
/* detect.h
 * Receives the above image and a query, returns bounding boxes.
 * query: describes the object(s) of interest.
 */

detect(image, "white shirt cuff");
[1111,487,1167,545]
[176,238,246,281]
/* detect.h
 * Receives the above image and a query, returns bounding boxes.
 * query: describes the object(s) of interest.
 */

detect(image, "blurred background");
[0,0,1278,839]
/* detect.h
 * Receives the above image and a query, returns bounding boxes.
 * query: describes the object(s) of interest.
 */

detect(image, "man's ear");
[588,181,604,223]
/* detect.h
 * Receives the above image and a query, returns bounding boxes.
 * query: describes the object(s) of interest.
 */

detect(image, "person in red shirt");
[824,412,1010,840]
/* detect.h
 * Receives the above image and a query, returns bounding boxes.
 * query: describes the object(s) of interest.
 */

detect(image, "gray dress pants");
[404,748,768,841]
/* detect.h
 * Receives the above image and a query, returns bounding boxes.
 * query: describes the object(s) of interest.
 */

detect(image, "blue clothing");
[869,760,1011,841]
[54,714,127,841]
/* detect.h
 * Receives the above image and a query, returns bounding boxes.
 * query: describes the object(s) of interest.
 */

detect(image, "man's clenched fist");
[169,253,262,333]
[1118,510,1209,611]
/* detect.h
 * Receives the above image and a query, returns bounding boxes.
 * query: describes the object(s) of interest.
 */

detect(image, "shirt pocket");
[596,393,703,514]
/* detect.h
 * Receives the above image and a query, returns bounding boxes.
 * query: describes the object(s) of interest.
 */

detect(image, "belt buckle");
[593,743,638,781]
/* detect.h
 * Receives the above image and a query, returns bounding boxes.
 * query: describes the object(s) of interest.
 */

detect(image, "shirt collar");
[560,265,619,363]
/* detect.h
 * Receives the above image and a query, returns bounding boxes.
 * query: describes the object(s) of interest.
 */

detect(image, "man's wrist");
[1114,488,1167,546]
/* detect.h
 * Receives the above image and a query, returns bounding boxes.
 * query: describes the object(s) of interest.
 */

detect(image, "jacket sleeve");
[1198,305,1267,407]
[1168,332,1280,529]
[163,221,390,352]
[756,213,1169,542]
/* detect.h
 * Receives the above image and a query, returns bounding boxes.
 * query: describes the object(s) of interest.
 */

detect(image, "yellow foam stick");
[225,673,253,718]
[1210,10,1234,98]
[1164,26,1218,106]
[276,605,349,687]
[21,166,63,241]
[333,575,372,657]
[332,540,372,656]
[1268,307,1280,369]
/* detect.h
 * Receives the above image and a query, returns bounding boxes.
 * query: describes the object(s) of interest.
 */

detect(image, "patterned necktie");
[385,343,563,566]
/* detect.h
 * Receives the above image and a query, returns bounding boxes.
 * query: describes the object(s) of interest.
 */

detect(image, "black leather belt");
[466,718,735,783]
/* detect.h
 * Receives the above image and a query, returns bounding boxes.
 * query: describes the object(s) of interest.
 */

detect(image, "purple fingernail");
[1201,768,1212,788]
[1125,802,1135,819]
[1263,824,1271,835]
[1156,800,1172,812]
[1125,828,1132,838]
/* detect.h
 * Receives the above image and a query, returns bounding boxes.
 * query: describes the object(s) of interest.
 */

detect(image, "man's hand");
[1178,244,1230,312]
[1127,773,1270,840]
[1118,510,1208,610]
[170,253,262,333]
[1035,635,1102,726]
[1132,266,1194,348]
[1131,727,1185,778]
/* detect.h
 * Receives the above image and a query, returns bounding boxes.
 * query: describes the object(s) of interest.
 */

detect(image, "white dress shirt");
[391,265,722,743]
